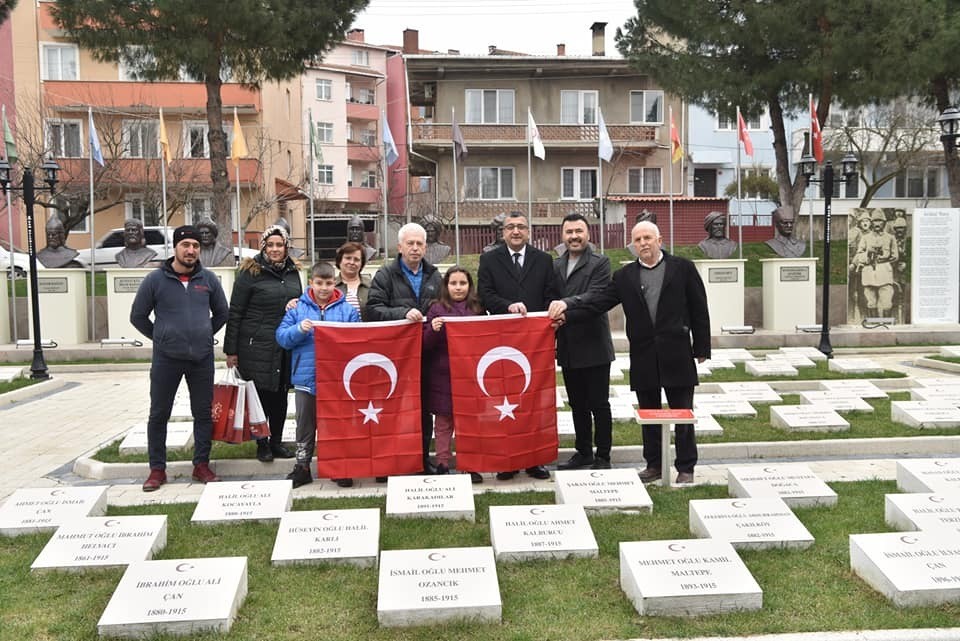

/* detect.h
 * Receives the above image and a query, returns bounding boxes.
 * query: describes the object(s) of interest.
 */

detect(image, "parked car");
[0,245,32,278]
[74,226,257,268]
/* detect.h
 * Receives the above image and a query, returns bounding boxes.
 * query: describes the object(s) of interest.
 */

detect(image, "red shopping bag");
[244,381,271,440]
[211,368,244,443]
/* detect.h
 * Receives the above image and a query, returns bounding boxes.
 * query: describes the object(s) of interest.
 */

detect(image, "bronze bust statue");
[482,212,507,253]
[346,215,378,262]
[422,217,451,264]
[36,216,82,268]
[697,211,738,259]
[197,218,234,267]
[766,206,806,258]
[116,218,158,268]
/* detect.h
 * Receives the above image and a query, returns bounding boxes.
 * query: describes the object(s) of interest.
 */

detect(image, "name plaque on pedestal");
[694,259,745,334]
[27,268,89,344]
[760,258,816,331]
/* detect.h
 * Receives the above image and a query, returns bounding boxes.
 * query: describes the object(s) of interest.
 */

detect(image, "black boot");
[286,463,312,488]
[256,439,273,462]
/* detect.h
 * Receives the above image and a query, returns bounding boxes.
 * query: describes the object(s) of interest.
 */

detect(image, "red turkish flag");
[737,111,754,157]
[810,96,823,163]
[445,314,558,472]
[313,320,423,479]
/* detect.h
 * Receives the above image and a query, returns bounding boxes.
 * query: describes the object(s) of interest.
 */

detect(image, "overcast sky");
[353,0,638,56]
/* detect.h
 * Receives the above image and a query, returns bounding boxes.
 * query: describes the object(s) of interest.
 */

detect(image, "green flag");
[2,105,17,164]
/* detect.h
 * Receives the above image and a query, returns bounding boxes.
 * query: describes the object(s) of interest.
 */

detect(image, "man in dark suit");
[550,221,710,484]
[478,211,557,480]
[551,214,615,470]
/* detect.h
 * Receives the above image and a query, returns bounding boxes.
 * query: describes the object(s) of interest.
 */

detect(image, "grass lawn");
[0,481,956,641]
[0,376,37,395]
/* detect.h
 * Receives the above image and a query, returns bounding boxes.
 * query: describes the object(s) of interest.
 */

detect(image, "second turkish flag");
[445,314,558,472]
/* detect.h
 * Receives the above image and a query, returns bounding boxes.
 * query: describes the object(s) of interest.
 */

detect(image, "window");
[360,170,377,188]
[46,119,82,157]
[316,78,332,101]
[357,88,375,104]
[742,168,771,200]
[123,120,158,158]
[896,167,939,198]
[627,168,662,194]
[41,43,78,80]
[630,90,664,124]
[359,128,376,146]
[318,165,334,185]
[184,121,209,158]
[465,167,514,200]
[316,122,333,143]
[347,164,353,187]
[818,168,860,199]
[352,50,369,66]
[827,108,861,129]
[346,123,354,141]
[118,46,157,81]
[127,197,161,227]
[718,111,761,130]
[561,168,598,200]
[465,89,514,124]
[186,198,212,224]
[560,90,598,125]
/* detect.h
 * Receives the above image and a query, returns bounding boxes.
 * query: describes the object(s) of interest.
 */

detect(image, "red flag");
[313,320,423,479]
[669,112,683,164]
[445,314,558,472]
[737,111,754,157]
[810,96,823,163]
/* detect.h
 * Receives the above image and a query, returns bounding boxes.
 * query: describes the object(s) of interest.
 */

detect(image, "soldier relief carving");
[847,207,910,324]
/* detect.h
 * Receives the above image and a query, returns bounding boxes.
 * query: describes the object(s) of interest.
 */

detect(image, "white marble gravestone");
[885,493,960,534]
[610,399,640,421]
[689,497,814,550]
[939,346,960,358]
[32,515,167,572]
[554,469,653,514]
[915,377,960,388]
[890,401,960,429]
[701,357,735,370]
[727,464,837,507]
[819,379,888,399]
[850,531,960,607]
[692,410,724,437]
[556,388,566,409]
[610,385,635,400]
[619,539,762,616]
[910,387,960,405]
[696,362,712,377]
[489,504,598,562]
[693,394,757,418]
[828,358,885,374]
[377,546,501,627]
[0,486,108,537]
[796,391,874,413]
[118,422,194,455]
[897,459,960,494]
[765,353,816,368]
[744,360,799,377]
[769,405,850,432]
[710,348,756,362]
[778,346,828,362]
[191,480,292,524]
[271,508,380,567]
[386,474,475,521]
[282,418,297,442]
[97,556,248,638]
[717,382,782,403]
[556,411,576,436]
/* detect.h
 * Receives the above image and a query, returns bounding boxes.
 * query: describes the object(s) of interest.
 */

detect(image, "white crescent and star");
[476,346,532,421]
[342,353,399,424]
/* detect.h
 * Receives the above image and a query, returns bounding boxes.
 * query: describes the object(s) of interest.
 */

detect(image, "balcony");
[52,157,261,187]
[348,186,380,204]
[347,143,380,164]
[346,101,379,121]
[43,81,261,113]
[412,123,658,148]
[434,200,595,221]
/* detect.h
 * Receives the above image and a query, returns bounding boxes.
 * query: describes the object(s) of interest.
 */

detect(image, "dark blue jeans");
[147,351,215,470]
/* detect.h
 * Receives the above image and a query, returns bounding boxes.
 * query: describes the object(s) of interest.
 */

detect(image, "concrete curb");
[914,356,960,374]
[623,629,960,641]
[0,376,70,405]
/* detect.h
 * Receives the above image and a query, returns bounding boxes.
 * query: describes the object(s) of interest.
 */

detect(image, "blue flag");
[89,109,104,166]
[382,112,399,166]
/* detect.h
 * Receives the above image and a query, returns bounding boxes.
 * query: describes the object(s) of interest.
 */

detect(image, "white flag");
[88,108,104,166]
[597,107,613,162]
[527,107,545,160]
[382,112,399,166]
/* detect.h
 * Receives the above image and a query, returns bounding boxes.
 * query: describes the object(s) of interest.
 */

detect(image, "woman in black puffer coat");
[224,225,303,462]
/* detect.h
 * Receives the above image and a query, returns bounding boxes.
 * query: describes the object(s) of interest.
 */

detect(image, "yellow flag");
[158,107,171,165]
[231,107,247,168]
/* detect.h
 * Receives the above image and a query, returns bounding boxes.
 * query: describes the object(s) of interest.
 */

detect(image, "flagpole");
[668,106,675,253]
[452,107,460,263]
[307,108,316,263]
[88,106,96,341]
[159,108,169,258]
[233,108,241,263]
[4,104,16,342]
[598,156,605,254]
[736,106,744,260]
[381,108,390,260]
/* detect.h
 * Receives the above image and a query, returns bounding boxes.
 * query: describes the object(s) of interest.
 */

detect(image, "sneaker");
[334,478,354,488]
[496,470,518,481]
[469,472,484,484]
[558,452,595,470]
[638,466,662,483]
[270,443,294,459]
[590,457,611,470]
[192,462,220,483]
[256,439,273,463]
[435,464,449,474]
[286,464,313,488]
[142,469,166,492]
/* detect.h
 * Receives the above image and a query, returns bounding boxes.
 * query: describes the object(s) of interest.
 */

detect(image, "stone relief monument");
[697,211,738,259]
[847,207,910,324]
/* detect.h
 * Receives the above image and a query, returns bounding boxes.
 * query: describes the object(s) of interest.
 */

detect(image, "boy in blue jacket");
[276,262,360,487]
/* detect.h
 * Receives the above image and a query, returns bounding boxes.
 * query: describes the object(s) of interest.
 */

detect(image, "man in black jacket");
[367,222,442,474]
[131,225,229,491]
[551,214,615,470]
[477,211,557,480]
[550,221,710,484]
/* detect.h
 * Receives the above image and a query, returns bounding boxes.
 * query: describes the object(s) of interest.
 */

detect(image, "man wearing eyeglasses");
[478,211,558,481]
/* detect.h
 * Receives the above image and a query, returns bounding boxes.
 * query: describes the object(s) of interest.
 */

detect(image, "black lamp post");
[798,151,858,358]
[0,157,60,379]
[938,106,960,152]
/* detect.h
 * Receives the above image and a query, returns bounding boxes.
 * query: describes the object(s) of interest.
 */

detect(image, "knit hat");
[173,225,201,246]
[260,224,289,251]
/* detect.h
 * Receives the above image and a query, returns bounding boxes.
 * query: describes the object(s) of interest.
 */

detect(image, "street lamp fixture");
[798,151,858,358]
[0,156,60,379]
[938,106,960,151]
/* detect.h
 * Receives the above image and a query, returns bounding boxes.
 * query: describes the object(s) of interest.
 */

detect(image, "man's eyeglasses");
[504,224,528,231]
